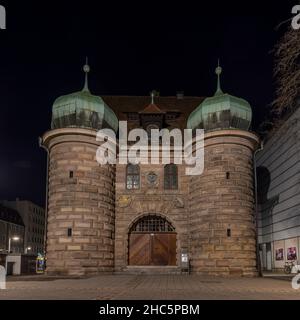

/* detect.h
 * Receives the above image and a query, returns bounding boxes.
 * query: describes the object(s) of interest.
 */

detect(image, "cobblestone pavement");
[0,275,300,300]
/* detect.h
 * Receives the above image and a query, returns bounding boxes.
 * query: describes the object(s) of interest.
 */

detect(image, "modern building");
[256,106,300,271]
[0,204,25,254]
[1,200,45,255]
[41,62,259,276]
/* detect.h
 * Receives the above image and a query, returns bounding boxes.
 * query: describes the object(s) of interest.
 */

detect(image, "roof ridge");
[101,95,205,98]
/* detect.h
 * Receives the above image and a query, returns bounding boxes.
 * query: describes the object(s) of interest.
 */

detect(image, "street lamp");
[8,236,20,254]
[25,247,32,254]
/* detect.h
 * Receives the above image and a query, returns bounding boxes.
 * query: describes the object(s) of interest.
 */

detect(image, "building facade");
[257,107,300,271]
[41,63,259,276]
[1,200,45,255]
[0,204,25,254]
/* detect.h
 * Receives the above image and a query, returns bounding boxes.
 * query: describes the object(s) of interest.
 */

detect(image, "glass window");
[164,164,178,190]
[126,164,140,190]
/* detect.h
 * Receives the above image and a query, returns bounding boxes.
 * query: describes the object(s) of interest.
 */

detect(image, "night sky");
[0,0,297,206]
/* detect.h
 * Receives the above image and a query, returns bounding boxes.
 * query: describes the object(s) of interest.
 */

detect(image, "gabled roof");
[101,96,205,130]
[139,103,165,114]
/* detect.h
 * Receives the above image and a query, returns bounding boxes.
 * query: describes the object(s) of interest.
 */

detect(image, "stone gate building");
[41,62,259,276]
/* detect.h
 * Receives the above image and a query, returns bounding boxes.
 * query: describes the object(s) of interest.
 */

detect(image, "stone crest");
[117,195,132,208]
[174,197,185,208]
[146,171,158,187]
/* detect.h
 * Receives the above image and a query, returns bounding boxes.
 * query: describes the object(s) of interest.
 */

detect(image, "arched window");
[164,164,178,190]
[126,164,140,189]
[130,215,175,232]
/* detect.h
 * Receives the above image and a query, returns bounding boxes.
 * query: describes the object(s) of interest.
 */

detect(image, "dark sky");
[0,0,297,206]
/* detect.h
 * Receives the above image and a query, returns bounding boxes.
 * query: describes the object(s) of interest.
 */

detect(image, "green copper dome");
[187,63,252,131]
[51,62,118,132]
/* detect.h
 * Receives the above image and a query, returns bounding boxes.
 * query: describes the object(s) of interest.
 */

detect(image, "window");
[131,215,175,232]
[164,164,178,190]
[69,171,74,178]
[126,164,140,189]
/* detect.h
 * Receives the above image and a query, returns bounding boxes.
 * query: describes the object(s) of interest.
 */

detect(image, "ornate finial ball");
[215,65,222,75]
[83,64,90,73]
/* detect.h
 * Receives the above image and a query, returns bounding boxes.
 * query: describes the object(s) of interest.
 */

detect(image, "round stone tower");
[41,61,118,276]
[187,63,259,276]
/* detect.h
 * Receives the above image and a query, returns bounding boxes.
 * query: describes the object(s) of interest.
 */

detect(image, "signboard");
[275,248,284,261]
[181,254,188,263]
[181,251,189,270]
[36,255,45,274]
[287,247,297,261]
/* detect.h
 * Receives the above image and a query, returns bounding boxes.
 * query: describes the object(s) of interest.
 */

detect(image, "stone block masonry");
[42,127,260,277]
[189,130,260,276]
[42,128,115,276]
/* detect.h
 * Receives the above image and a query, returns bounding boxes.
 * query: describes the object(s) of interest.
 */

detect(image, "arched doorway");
[128,215,176,266]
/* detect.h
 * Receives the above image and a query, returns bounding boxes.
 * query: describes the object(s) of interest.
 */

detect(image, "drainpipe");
[38,137,49,266]
[253,141,264,277]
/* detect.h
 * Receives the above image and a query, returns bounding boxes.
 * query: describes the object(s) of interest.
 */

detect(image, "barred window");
[164,164,178,190]
[131,215,175,232]
[126,164,140,190]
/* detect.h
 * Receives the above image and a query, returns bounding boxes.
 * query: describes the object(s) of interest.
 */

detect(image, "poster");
[275,248,284,261]
[36,255,45,274]
[287,247,297,261]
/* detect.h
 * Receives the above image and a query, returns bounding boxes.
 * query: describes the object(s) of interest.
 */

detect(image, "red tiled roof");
[102,96,205,129]
[139,103,165,114]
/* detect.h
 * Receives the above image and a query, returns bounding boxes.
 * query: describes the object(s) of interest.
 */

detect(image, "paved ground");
[0,274,300,300]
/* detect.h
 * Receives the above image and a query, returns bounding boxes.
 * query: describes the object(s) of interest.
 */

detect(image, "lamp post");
[8,237,20,254]
[25,247,32,254]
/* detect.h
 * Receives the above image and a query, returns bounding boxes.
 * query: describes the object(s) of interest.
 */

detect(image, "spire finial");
[83,57,90,92]
[151,90,155,104]
[215,59,223,95]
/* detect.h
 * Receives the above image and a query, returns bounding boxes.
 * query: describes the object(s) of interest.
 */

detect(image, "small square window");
[69,171,74,178]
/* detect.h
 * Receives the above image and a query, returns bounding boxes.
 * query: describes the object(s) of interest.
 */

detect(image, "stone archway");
[128,214,177,266]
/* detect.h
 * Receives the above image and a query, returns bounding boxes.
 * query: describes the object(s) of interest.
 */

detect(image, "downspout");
[39,137,49,266]
[253,141,264,277]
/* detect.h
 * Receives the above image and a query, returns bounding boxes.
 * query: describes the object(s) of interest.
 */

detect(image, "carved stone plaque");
[147,171,158,187]
[117,195,132,208]
[174,197,185,208]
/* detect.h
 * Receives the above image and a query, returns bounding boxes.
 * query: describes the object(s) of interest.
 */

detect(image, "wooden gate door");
[152,233,176,266]
[129,233,151,265]
[129,233,176,266]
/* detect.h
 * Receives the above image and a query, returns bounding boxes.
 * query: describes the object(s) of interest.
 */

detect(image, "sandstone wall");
[42,128,115,276]
[114,163,189,272]
[189,130,259,276]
